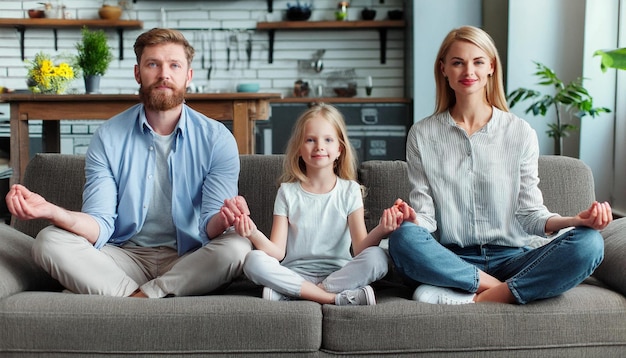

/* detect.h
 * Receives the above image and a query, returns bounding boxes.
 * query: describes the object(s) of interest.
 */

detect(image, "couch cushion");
[321,283,626,356]
[0,224,61,299]
[0,292,322,356]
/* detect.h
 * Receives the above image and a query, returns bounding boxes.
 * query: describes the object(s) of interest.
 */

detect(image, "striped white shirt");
[406,107,555,248]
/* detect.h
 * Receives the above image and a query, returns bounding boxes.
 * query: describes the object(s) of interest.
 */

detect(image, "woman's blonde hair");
[280,103,358,184]
[433,25,509,114]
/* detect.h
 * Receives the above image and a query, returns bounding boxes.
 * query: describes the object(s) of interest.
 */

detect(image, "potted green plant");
[75,27,113,94]
[507,62,611,155]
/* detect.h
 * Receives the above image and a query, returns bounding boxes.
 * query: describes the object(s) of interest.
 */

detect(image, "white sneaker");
[413,284,475,305]
[262,287,291,301]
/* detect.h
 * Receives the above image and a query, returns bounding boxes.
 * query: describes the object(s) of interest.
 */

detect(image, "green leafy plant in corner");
[507,62,611,155]
[594,47,626,72]
[75,27,113,77]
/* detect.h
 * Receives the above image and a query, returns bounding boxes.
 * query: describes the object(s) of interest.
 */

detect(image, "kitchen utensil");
[313,49,325,73]
[226,32,231,71]
[200,32,205,69]
[245,32,253,69]
[207,30,214,80]
[231,32,240,70]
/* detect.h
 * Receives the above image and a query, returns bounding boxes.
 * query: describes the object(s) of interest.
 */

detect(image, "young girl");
[228,103,403,305]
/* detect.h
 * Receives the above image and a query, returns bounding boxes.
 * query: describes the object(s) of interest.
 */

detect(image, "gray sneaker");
[335,285,376,306]
[262,287,291,301]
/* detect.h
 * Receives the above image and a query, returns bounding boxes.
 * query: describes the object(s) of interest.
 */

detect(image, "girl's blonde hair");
[280,103,358,184]
[433,25,509,114]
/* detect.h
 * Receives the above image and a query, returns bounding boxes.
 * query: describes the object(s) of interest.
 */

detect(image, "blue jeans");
[388,222,604,304]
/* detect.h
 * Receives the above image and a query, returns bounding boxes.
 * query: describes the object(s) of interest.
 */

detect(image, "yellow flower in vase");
[26,52,78,94]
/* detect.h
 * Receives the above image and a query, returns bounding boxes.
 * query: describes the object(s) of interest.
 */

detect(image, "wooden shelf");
[272,97,411,104]
[256,20,405,30]
[0,18,143,28]
[256,20,406,64]
[0,18,144,60]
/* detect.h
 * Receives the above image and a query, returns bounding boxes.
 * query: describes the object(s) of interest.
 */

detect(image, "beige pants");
[32,226,252,298]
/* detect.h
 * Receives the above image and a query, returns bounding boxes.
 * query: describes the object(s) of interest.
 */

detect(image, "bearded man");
[5,28,252,298]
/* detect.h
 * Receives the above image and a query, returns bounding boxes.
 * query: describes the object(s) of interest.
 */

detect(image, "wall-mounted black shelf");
[256,20,405,64]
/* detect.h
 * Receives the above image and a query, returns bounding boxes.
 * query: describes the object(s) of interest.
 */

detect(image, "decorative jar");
[336,2,349,21]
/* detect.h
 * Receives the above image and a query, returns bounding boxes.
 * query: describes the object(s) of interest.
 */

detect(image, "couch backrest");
[13,153,595,239]
[238,155,283,235]
[14,154,86,238]
[535,155,595,217]
[358,155,596,232]
[13,153,285,239]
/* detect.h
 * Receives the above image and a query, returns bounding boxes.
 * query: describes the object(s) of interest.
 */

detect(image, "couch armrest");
[593,217,626,296]
[0,224,60,298]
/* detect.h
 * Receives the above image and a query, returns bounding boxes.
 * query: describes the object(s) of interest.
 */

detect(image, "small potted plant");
[75,27,113,94]
[508,62,611,155]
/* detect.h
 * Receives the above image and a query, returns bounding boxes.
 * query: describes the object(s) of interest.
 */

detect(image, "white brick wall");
[0,0,407,97]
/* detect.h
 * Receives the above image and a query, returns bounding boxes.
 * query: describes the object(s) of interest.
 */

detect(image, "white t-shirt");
[129,132,177,249]
[274,178,363,276]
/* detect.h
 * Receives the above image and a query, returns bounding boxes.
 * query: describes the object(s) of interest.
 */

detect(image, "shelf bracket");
[117,28,125,60]
[267,29,275,64]
[53,29,58,51]
[16,26,25,61]
[378,28,387,64]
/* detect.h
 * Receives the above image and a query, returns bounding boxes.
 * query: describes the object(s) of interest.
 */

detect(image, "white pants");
[32,226,252,298]
[243,246,389,297]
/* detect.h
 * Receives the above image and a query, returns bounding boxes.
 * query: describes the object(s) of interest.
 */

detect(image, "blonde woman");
[390,25,612,305]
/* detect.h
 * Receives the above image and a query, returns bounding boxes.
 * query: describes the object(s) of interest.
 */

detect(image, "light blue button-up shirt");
[82,103,240,255]
[407,107,555,248]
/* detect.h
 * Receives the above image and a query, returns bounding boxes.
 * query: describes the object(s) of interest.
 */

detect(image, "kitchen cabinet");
[0,18,143,60]
[258,99,412,162]
[256,20,405,64]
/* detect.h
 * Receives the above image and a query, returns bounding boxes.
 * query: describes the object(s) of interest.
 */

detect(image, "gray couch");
[0,153,624,357]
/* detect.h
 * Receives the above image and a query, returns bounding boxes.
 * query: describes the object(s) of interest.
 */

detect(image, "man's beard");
[139,81,185,111]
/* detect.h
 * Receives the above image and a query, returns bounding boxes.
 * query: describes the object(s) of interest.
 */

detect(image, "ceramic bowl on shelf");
[361,8,376,20]
[98,5,122,20]
[28,9,45,18]
[388,9,404,20]
[286,5,312,21]
[237,83,260,93]
[333,86,357,98]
